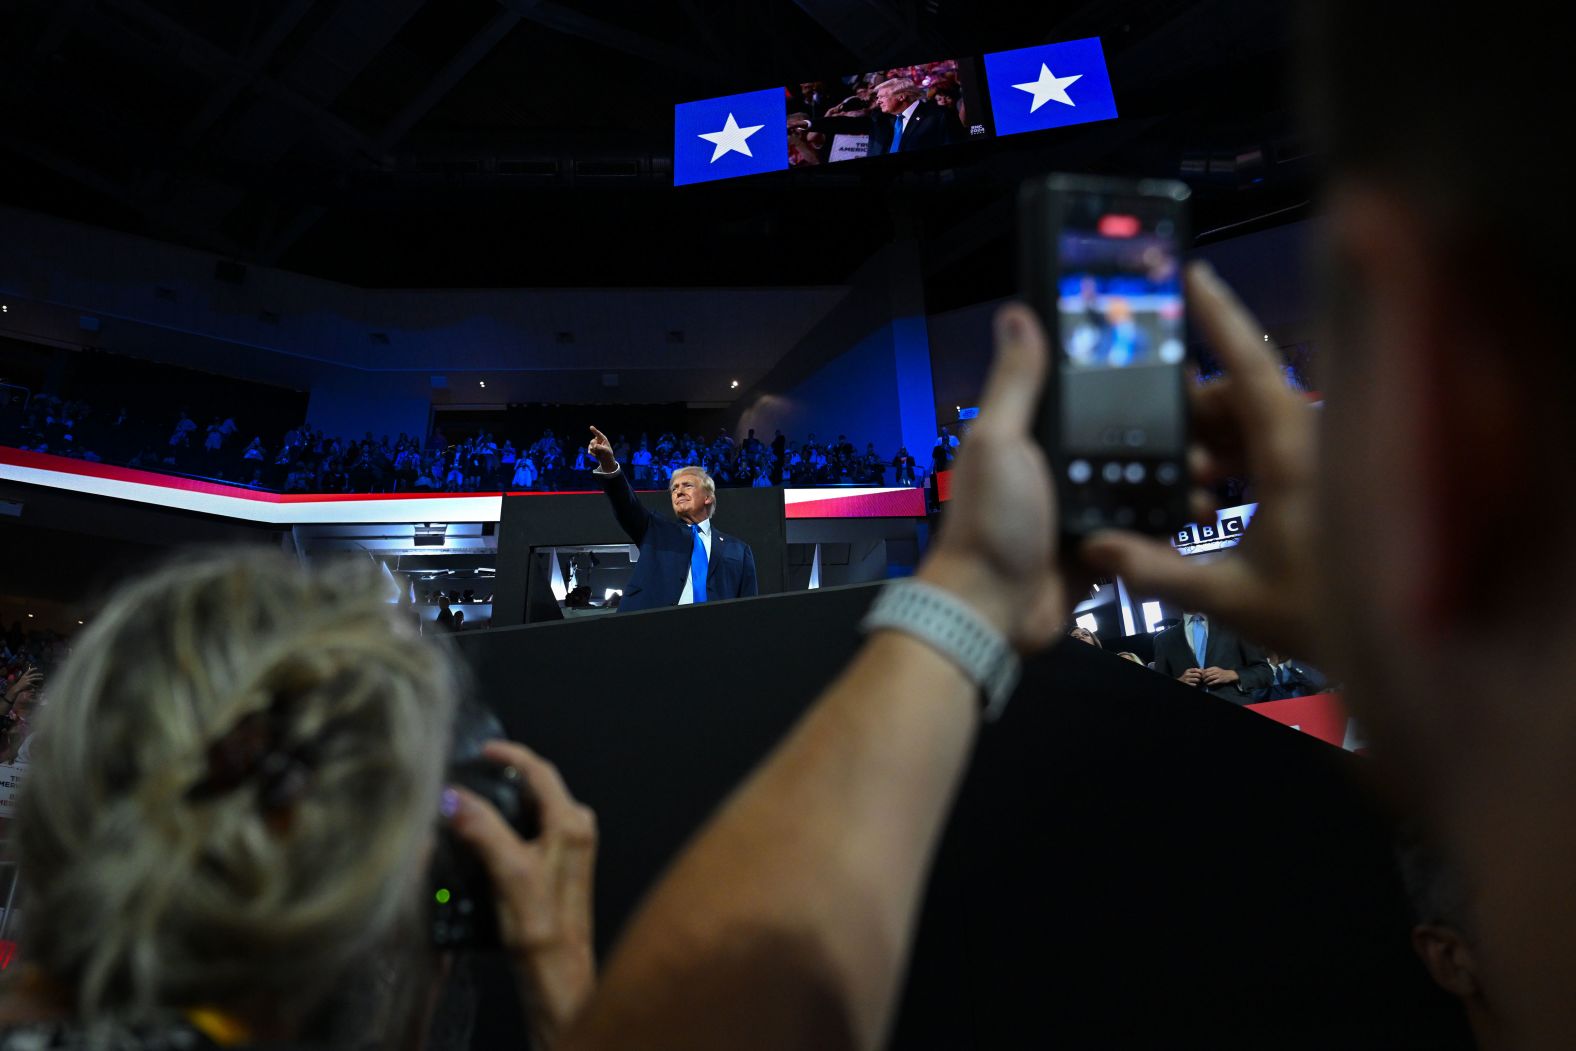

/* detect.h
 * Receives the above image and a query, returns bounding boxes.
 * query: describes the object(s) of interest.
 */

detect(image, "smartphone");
[1019,173,1191,537]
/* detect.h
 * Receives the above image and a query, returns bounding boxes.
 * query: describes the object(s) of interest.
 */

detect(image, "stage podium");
[454,584,1470,1049]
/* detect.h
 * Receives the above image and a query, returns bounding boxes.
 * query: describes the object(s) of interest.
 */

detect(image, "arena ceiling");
[0,0,1310,306]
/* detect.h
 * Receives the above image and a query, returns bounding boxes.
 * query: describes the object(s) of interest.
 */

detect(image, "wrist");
[914,552,1017,640]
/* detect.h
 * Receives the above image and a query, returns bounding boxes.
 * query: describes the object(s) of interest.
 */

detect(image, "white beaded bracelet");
[860,578,1021,721]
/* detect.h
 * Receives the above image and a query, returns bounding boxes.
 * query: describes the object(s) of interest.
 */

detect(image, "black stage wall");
[454,586,1469,1049]
[491,486,786,627]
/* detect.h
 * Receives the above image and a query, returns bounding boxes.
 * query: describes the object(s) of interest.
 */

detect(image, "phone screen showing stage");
[1055,203,1186,458]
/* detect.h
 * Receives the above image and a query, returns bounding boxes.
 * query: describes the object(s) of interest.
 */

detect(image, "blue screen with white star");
[983,38,1118,138]
[674,88,789,186]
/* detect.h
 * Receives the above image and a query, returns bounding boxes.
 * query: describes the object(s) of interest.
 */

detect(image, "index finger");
[588,426,607,443]
[1185,264,1292,418]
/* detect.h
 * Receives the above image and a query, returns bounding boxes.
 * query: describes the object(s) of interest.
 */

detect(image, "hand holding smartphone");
[1019,173,1192,538]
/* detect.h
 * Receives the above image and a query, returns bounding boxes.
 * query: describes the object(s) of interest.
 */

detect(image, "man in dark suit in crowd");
[1151,610,1272,704]
[794,77,964,159]
[1255,651,1331,702]
[870,77,965,156]
[587,425,757,613]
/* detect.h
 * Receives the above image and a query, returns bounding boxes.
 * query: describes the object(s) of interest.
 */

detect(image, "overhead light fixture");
[479,380,486,388]
[1,304,8,313]
[26,613,35,618]
[1075,613,1098,634]
[730,380,739,389]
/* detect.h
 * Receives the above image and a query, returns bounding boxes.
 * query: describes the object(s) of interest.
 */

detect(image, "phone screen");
[1056,201,1186,459]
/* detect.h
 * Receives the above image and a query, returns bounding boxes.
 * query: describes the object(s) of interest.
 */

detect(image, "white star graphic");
[697,112,765,163]
[1012,64,1083,112]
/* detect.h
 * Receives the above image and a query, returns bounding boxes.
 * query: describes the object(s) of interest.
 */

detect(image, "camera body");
[429,698,540,949]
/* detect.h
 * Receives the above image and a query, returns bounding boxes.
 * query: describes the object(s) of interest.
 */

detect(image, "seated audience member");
[0,552,597,1048]
[1068,626,1101,648]
[1117,651,1145,666]
[1255,651,1330,701]
[512,455,538,489]
[1396,836,1501,1048]
[1150,610,1271,703]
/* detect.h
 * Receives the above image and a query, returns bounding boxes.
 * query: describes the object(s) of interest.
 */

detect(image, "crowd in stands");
[0,389,944,495]
[1,622,68,765]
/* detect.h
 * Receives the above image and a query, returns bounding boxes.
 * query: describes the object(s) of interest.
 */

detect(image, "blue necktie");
[690,524,708,603]
[1190,616,1207,668]
[890,115,904,152]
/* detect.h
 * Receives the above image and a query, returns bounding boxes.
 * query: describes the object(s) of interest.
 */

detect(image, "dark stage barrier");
[491,486,787,627]
[454,586,1470,1049]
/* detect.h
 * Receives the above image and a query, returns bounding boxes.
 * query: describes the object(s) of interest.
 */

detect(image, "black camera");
[429,697,540,949]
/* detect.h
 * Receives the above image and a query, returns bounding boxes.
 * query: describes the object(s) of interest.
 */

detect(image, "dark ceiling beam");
[169,0,320,157]
[498,0,718,79]
[373,8,524,153]
[261,8,527,265]
[790,0,919,67]
[135,0,320,202]
[94,0,378,159]
[674,0,747,79]
[1,136,244,258]
[33,0,95,57]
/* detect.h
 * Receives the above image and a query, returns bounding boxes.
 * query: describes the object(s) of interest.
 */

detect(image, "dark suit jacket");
[1152,620,1272,704]
[873,99,965,155]
[598,466,758,613]
[1253,662,1331,703]
[806,101,964,159]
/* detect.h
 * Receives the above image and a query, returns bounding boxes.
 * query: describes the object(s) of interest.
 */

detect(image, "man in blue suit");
[587,426,758,612]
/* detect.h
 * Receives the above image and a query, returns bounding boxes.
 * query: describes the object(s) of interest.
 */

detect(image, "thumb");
[1081,531,1244,616]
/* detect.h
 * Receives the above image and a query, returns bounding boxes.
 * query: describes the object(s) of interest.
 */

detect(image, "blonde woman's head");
[11,549,456,1024]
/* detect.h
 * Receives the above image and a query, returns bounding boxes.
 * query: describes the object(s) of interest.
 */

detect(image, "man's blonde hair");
[670,465,717,516]
[12,549,456,1022]
[875,77,920,104]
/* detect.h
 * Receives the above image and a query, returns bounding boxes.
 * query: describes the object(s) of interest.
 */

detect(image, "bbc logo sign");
[1173,514,1248,549]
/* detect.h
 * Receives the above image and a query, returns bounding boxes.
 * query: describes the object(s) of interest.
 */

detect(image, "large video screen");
[784,58,990,167]
[674,37,1117,187]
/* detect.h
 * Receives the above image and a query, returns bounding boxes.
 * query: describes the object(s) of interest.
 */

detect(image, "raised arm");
[564,305,1069,1051]
[588,425,649,546]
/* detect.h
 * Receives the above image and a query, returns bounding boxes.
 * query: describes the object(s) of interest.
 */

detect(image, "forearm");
[593,463,647,543]
[564,630,978,1051]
